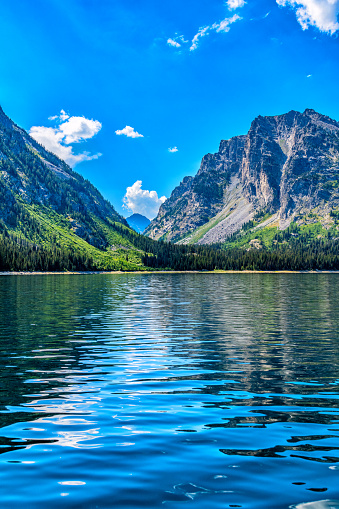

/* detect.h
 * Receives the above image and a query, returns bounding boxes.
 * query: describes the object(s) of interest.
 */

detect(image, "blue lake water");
[0,273,338,508]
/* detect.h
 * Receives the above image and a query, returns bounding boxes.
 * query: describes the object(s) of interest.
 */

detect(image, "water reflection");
[0,273,338,508]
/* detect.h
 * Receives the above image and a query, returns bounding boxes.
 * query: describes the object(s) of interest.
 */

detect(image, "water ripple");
[0,273,338,508]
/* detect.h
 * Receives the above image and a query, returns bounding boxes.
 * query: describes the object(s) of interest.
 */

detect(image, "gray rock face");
[144,135,246,242]
[145,109,339,243]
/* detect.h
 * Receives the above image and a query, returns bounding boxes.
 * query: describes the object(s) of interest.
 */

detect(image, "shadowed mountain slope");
[0,105,147,270]
[126,213,150,233]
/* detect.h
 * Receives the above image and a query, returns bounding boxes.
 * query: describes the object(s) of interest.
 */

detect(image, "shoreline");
[1,270,339,276]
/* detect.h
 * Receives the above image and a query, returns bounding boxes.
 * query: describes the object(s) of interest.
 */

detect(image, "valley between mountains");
[1,105,339,272]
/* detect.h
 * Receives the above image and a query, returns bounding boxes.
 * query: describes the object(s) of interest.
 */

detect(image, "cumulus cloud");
[276,0,339,34]
[168,146,178,152]
[190,15,242,50]
[227,0,246,9]
[123,180,166,219]
[59,116,101,144]
[29,110,102,167]
[115,126,144,138]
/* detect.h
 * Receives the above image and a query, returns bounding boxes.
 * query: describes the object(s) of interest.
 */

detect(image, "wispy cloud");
[276,0,339,34]
[190,14,242,50]
[250,11,271,20]
[123,180,166,219]
[115,126,144,138]
[167,38,181,47]
[190,26,210,51]
[168,146,178,152]
[29,110,102,167]
[167,34,188,48]
[48,109,69,122]
[167,10,242,53]
[213,13,242,32]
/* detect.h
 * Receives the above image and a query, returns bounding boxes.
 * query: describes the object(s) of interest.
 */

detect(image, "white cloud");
[190,15,242,50]
[29,110,102,167]
[190,26,210,51]
[59,116,102,144]
[48,109,69,122]
[115,126,144,138]
[167,38,181,47]
[123,180,166,219]
[168,146,178,152]
[227,0,246,9]
[167,35,189,48]
[276,0,339,34]
[212,14,242,32]
[307,73,312,77]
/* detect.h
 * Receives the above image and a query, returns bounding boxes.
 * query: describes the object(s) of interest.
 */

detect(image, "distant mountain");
[126,213,150,233]
[145,109,339,247]
[0,105,148,270]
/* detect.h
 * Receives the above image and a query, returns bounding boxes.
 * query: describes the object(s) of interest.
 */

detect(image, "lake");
[0,273,338,508]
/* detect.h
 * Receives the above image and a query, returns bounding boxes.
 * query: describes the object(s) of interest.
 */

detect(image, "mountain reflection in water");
[0,273,338,508]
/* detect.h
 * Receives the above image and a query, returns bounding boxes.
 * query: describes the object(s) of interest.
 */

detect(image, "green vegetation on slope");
[222,216,339,251]
[1,105,339,273]
[0,203,148,271]
[2,213,339,272]
[111,223,339,272]
[0,107,151,271]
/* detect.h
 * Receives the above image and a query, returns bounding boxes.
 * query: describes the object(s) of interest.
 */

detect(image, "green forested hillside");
[1,207,339,272]
[107,223,339,271]
[1,105,339,273]
[0,105,151,271]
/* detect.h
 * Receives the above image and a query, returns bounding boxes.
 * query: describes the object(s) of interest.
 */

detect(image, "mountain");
[0,105,149,271]
[126,213,150,233]
[145,109,339,246]
[1,105,339,273]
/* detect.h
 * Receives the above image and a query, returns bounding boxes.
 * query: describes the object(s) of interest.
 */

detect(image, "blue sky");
[1,0,339,218]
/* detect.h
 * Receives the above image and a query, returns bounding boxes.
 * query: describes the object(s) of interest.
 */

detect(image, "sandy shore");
[1,270,339,276]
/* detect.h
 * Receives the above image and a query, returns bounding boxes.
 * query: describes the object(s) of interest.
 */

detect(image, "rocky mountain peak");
[145,109,339,244]
[126,213,151,234]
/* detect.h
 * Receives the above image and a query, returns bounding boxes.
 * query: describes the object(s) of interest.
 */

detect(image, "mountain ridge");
[1,105,339,272]
[145,109,339,245]
[126,213,151,233]
[0,105,149,270]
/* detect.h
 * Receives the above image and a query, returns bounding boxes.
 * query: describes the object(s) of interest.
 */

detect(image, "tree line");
[0,231,95,272]
[111,223,339,271]
[1,219,339,273]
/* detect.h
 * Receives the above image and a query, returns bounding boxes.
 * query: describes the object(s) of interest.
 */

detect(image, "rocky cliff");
[145,109,339,244]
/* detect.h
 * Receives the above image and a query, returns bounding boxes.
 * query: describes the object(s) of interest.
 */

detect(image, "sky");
[1,0,339,219]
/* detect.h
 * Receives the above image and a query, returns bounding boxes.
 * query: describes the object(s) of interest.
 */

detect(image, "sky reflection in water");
[0,273,338,508]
